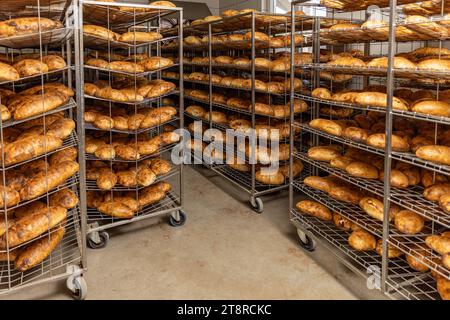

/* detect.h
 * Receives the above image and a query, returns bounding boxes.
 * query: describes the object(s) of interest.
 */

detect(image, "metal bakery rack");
[0,0,87,299]
[162,10,301,213]
[77,1,186,249]
[289,0,450,299]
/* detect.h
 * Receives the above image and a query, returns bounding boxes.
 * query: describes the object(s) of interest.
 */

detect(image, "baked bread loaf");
[348,229,376,251]
[13,59,49,77]
[440,194,450,214]
[327,56,366,67]
[15,227,65,272]
[346,161,379,179]
[119,31,162,43]
[310,119,342,136]
[4,134,63,165]
[423,183,450,202]
[84,24,118,41]
[296,200,332,221]
[0,17,62,38]
[416,145,450,165]
[406,244,431,272]
[355,92,409,110]
[378,169,409,189]
[307,146,341,162]
[312,88,332,100]
[394,210,424,235]
[140,57,173,71]
[425,234,450,255]
[42,55,66,71]
[359,197,393,222]
[255,169,285,185]
[411,100,450,117]
[0,206,67,248]
[342,127,369,143]
[330,156,354,170]
[49,188,78,209]
[417,59,450,71]
[367,57,416,69]
[329,185,364,205]
[0,62,20,81]
[375,239,403,258]
[366,133,410,152]
[303,176,336,193]
[19,161,79,200]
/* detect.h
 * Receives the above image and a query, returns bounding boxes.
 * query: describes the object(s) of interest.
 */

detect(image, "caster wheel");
[250,197,263,213]
[169,210,187,227]
[67,275,87,300]
[87,231,109,249]
[297,229,316,252]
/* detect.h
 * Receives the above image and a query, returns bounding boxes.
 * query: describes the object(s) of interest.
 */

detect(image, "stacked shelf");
[163,10,303,213]
[0,0,86,299]
[78,0,186,248]
[289,0,450,300]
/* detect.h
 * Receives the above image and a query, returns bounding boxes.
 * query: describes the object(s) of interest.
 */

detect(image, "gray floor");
[6,165,385,300]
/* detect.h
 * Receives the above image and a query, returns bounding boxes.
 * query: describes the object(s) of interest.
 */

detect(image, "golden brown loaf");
[394,210,425,235]
[303,176,336,193]
[308,146,341,162]
[425,234,450,255]
[355,92,409,110]
[0,17,62,38]
[417,58,450,71]
[346,161,379,179]
[367,57,416,69]
[416,145,450,166]
[84,24,118,41]
[15,227,65,272]
[119,31,162,43]
[296,200,332,221]
[310,119,343,136]
[42,55,66,71]
[411,100,450,117]
[13,59,49,77]
[0,206,67,248]
[367,133,410,152]
[12,91,69,120]
[375,239,403,258]
[0,62,20,81]
[348,229,376,251]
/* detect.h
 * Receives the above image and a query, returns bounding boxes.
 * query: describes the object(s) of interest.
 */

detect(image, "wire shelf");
[167,76,291,96]
[82,2,179,29]
[295,93,450,126]
[184,62,290,74]
[290,211,441,300]
[84,116,179,135]
[0,28,72,49]
[1,130,78,171]
[294,150,450,229]
[0,98,76,129]
[85,142,177,163]
[84,63,178,78]
[303,63,450,81]
[211,163,289,196]
[0,67,69,87]
[0,205,81,291]
[86,165,180,192]
[1,173,79,214]
[83,34,179,50]
[87,190,180,226]
[297,122,386,156]
[84,89,178,106]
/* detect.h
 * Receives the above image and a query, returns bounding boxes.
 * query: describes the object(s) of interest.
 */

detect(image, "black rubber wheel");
[298,234,316,252]
[67,275,87,300]
[87,231,109,249]
[169,210,187,227]
[250,197,263,213]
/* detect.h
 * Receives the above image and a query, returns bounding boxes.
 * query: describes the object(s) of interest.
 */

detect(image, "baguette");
[4,135,63,165]
[15,227,65,272]
[296,200,332,221]
[19,161,79,201]
[0,206,67,248]
[49,188,78,209]
[97,201,135,218]
[0,17,62,38]
[416,145,450,166]
[346,161,379,179]
[12,91,69,120]
[309,119,342,136]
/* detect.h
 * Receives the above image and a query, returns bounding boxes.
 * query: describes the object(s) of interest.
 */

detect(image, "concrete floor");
[6,165,385,300]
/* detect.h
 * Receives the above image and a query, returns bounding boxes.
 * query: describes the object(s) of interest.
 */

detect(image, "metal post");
[251,12,257,205]
[381,0,397,294]
[179,9,185,210]
[289,6,296,216]
[74,0,88,269]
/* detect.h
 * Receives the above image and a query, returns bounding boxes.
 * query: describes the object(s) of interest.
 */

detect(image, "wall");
[184,0,220,15]
[219,0,263,14]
